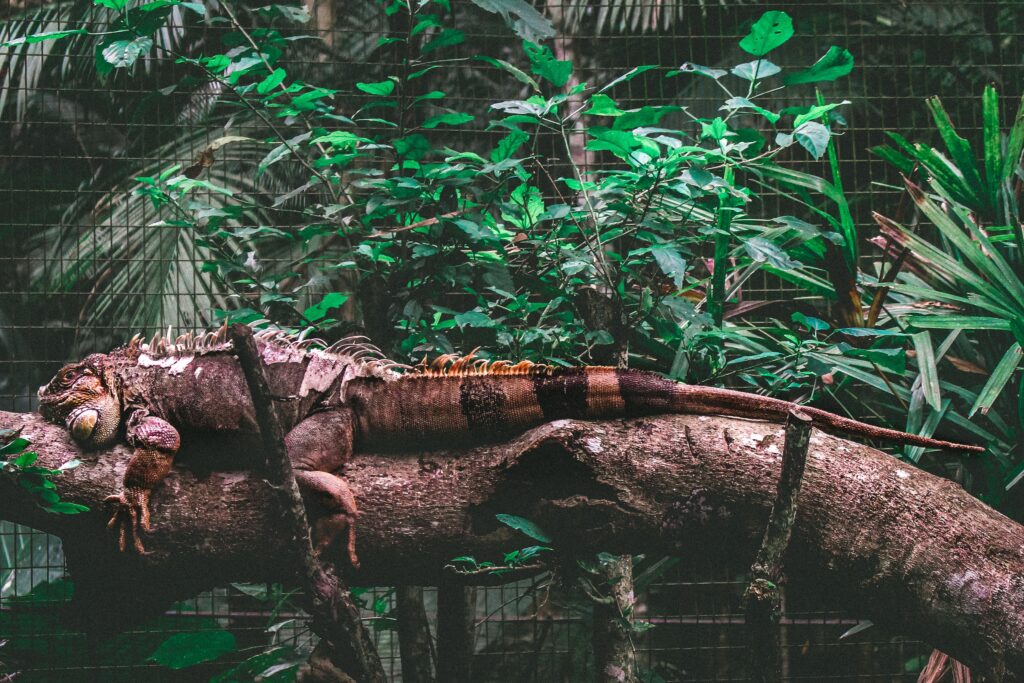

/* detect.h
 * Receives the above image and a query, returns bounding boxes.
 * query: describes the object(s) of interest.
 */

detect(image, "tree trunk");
[1,410,1023,680]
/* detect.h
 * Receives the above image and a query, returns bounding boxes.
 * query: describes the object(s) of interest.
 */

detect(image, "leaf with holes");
[739,11,793,56]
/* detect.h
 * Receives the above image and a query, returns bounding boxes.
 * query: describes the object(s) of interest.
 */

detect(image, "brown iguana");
[37,324,983,565]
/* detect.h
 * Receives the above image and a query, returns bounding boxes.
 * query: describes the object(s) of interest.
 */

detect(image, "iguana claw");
[105,488,151,554]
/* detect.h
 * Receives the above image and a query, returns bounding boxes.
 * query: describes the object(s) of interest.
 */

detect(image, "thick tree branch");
[1,410,1023,680]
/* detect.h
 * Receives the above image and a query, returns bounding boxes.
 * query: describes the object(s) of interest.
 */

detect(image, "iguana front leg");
[285,408,360,568]
[106,409,179,553]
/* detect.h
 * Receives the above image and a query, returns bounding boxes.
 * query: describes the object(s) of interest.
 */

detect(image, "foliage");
[0,429,88,515]
[450,513,554,574]
[865,87,1024,504]
[148,629,237,670]
[42,2,848,377]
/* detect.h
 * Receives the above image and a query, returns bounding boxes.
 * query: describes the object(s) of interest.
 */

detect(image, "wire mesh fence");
[1,0,1020,680]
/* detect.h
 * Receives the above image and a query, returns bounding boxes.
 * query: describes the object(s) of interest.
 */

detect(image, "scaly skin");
[38,328,984,563]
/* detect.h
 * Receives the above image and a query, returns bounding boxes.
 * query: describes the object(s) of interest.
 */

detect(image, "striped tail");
[351,365,983,453]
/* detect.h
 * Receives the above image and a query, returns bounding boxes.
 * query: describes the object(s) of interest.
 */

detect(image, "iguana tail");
[348,364,983,453]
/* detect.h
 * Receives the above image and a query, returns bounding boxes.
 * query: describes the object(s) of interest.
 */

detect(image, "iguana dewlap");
[37,325,983,564]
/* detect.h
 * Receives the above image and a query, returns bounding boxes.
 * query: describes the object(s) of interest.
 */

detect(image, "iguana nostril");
[68,409,99,443]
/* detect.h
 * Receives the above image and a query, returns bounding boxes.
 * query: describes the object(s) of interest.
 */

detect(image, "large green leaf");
[523,41,571,87]
[782,46,853,85]
[739,11,793,57]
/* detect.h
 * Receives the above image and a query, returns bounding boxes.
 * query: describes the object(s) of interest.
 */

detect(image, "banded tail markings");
[459,376,509,431]
[533,367,589,420]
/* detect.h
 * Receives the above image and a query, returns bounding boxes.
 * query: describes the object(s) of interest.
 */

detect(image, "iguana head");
[38,354,121,449]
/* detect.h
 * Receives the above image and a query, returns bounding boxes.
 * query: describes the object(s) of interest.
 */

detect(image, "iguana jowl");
[37,325,983,564]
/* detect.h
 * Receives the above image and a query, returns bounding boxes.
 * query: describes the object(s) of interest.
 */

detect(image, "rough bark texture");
[1,410,1023,680]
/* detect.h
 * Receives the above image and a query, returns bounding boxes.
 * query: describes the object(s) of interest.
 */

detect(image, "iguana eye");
[60,369,78,383]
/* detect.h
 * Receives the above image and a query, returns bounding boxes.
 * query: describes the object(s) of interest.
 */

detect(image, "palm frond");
[32,127,312,341]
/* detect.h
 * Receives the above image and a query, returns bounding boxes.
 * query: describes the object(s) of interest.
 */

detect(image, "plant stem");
[710,165,735,327]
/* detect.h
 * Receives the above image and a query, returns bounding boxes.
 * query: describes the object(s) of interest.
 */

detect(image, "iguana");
[37,324,983,565]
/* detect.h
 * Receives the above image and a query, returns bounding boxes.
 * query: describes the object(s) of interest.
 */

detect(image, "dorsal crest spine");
[410,348,552,378]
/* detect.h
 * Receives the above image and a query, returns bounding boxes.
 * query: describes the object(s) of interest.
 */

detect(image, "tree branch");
[1,411,1023,680]
[229,324,386,683]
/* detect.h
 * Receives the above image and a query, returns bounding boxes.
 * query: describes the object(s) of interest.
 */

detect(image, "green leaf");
[904,315,1011,331]
[101,36,154,68]
[12,450,37,467]
[357,79,395,96]
[303,293,348,322]
[599,65,657,93]
[777,122,830,159]
[94,0,129,9]
[149,631,237,670]
[731,59,781,81]
[739,11,793,57]
[1004,94,1024,181]
[469,0,555,42]
[258,132,311,175]
[491,129,529,162]
[44,501,90,515]
[982,83,1002,207]
[311,131,364,148]
[454,310,498,328]
[743,237,800,270]
[474,56,540,91]
[970,343,1022,417]
[838,344,906,375]
[585,93,625,117]
[523,42,572,87]
[422,112,474,128]
[925,96,986,206]
[912,332,942,411]
[1,437,29,456]
[720,97,779,124]
[793,100,850,128]
[495,514,552,543]
[783,46,854,84]
[257,68,286,94]
[422,28,464,53]
[651,247,687,287]
[676,63,727,79]
[0,28,87,48]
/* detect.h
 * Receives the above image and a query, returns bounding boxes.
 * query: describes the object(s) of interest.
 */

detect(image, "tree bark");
[1,410,1023,680]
